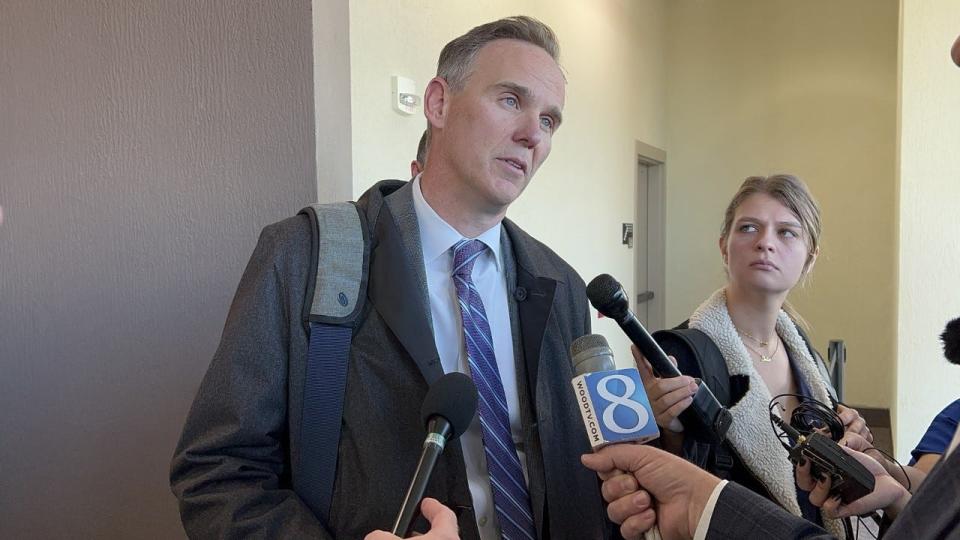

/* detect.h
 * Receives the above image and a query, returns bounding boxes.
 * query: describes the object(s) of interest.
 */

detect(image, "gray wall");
[0,0,340,536]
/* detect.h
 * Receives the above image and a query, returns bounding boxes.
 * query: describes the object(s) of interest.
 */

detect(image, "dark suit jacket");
[170,180,612,539]
[706,440,960,539]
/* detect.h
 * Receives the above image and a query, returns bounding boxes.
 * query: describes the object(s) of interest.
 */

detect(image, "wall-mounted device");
[622,223,634,248]
[392,75,420,115]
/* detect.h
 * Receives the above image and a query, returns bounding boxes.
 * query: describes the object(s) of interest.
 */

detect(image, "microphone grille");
[570,333,615,375]
[571,333,610,358]
[420,372,478,441]
[586,274,621,309]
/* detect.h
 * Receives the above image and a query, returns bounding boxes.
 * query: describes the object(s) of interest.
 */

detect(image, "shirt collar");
[411,176,503,271]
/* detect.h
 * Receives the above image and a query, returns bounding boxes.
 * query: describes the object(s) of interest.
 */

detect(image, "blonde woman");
[640,175,872,535]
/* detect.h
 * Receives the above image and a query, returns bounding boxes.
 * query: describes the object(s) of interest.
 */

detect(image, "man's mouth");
[499,157,527,174]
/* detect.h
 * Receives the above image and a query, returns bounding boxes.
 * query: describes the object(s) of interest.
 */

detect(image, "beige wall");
[664,1,900,413]
[349,0,668,358]
[895,0,960,460]
[313,0,353,202]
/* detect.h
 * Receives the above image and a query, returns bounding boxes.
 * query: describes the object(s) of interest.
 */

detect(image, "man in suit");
[374,26,960,540]
[170,16,612,539]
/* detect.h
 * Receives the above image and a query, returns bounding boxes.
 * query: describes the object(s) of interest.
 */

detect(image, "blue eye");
[540,116,554,131]
[780,229,799,238]
[502,96,519,109]
[739,224,758,233]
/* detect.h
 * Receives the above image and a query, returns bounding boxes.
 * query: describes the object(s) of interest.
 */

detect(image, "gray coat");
[170,180,613,539]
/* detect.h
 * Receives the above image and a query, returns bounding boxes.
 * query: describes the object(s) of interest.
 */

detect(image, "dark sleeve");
[169,222,329,539]
[884,445,960,539]
[707,483,835,540]
[910,399,960,463]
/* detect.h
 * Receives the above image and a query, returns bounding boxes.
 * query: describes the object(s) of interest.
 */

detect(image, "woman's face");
[721,193,814,296]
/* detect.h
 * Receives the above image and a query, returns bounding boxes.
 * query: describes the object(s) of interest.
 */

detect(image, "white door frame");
[635,140,666,331]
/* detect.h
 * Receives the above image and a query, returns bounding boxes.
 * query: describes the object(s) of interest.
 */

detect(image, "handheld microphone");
[392,372,478,537]
[586,274,733,442]
[570,334,660,448]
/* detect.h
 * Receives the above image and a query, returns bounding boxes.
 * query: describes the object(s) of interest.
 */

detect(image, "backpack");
[652,320,834,478]
[654,323,853,539]
[292,201,370,526]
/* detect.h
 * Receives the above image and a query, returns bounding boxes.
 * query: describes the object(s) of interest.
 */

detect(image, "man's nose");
[514,113,544,148]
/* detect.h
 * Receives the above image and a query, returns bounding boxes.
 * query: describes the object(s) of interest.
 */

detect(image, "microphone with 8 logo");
[570,334,660,448]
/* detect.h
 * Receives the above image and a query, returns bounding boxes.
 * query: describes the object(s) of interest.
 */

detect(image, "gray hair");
[437,16,561,92]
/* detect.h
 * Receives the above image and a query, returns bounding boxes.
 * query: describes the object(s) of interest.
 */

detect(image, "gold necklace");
[742,336,780,363]
[739,329,773,348]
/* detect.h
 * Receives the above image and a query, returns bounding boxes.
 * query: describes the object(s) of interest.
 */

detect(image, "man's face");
[436,39,565,214]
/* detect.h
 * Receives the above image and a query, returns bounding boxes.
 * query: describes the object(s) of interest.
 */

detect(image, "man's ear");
[423,77,450,130]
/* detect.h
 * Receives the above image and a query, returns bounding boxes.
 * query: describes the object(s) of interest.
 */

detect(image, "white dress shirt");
[412,176,526,540]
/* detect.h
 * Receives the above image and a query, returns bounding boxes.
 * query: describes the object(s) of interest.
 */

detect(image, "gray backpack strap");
[302,202,369,323]
[294,202,369,526]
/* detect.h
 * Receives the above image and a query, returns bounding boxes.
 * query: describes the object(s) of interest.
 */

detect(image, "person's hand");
[595,469,655,539]
[364,498,459,540]
[796,446,910,520]
[632,346,697,433]
[836,404,873,444]
[582,444,721,540]
[837,431,927,492]
[837,431,872,452]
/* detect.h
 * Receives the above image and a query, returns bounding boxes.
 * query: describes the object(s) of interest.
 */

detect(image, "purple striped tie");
[452,239,536,540]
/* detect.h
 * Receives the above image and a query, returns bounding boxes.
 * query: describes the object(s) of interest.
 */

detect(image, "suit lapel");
[502,224,557,540]
[503,223,557,396]
[367,183,444,384]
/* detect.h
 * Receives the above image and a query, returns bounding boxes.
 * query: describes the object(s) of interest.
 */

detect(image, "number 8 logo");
[597,374,650,434]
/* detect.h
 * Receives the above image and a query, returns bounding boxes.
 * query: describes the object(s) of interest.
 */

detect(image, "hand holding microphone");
[570,335,667,540]
[391,373,478,537]
[367,499,459,540]
[632,347,698,435]
[586,274,732,442]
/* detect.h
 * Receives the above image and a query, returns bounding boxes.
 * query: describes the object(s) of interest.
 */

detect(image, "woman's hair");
[720,174,822,328]
[720,174,821,273]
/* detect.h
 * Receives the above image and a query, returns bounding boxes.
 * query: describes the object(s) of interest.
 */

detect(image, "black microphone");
[392,372,478,537]
[586,274,732,442]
